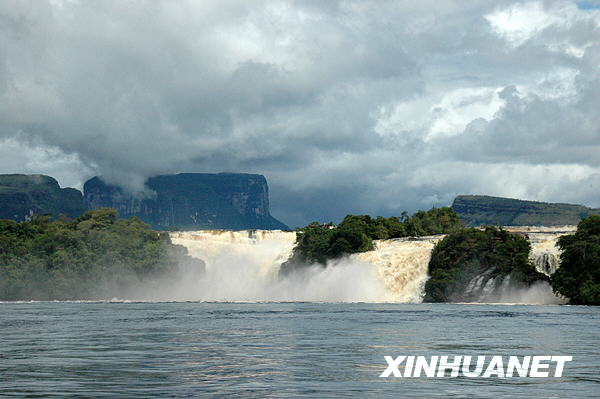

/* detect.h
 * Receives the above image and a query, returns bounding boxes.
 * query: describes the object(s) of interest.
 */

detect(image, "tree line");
[0,208,203,300]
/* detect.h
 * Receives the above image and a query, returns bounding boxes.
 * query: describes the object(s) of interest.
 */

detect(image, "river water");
[1,302,598,398]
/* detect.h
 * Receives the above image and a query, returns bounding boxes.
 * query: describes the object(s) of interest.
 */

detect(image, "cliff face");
[84,173,288,230]
[0,174,85,221]
[452,195,599,227]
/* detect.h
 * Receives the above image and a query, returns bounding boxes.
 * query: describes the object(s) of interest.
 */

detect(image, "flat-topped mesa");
[83,173,288,231]
[0,174,85,221]
[452,195,599,227]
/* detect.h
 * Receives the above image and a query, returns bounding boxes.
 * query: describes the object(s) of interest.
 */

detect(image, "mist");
[162,230,393,302]
[483,281,566,305]
[92,257,390,303]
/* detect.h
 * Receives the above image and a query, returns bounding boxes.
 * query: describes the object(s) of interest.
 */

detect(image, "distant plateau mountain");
[0,173,288,230]
[452,195,599,226]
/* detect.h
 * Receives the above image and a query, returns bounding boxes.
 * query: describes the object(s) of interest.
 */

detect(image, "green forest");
[551,215,600,305]
[423,227,547,302]
[0,208,204,300]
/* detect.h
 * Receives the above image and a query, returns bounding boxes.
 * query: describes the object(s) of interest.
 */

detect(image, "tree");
[424,227,545,302]
[551,215,600,305]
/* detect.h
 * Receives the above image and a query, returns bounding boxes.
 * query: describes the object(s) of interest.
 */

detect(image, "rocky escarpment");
[84,173,288,231]
[0,174,85,221]
[452,195,599,227]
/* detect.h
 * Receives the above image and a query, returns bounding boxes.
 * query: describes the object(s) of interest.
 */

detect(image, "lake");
[0,302,598,398]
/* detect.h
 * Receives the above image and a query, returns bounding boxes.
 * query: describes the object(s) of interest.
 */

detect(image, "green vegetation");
[281,207,462,273]
[0,208,204,301]
[424,227,547,302]
[551,215,600,305]
[452,195,599,227]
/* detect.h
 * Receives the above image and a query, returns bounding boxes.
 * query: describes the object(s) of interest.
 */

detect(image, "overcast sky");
[1,0,599,226]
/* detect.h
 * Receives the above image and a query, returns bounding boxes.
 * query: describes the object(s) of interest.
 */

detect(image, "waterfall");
[503,226,575,276]
[168,230,435,302]
[167,226,575,303]
[170,230,297,280]
[523,228,574,276]
[169,230,390,301]
[352,236,443,302]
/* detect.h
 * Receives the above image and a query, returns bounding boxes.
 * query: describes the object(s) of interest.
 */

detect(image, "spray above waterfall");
[169,230,393,302]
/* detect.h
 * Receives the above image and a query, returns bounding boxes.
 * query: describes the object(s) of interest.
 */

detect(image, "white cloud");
[486,1,600,56]
[0,137,92,189]
[485,1,570,47]
[516,66,579,100]
[428,87,506,140]
[374,87,506,141]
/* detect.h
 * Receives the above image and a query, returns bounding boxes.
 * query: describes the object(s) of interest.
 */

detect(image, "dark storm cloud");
[0,0,599,226]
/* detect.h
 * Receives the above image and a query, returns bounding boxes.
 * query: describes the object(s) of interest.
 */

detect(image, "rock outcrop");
[0,174,85,221]
[84,173,288,230]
